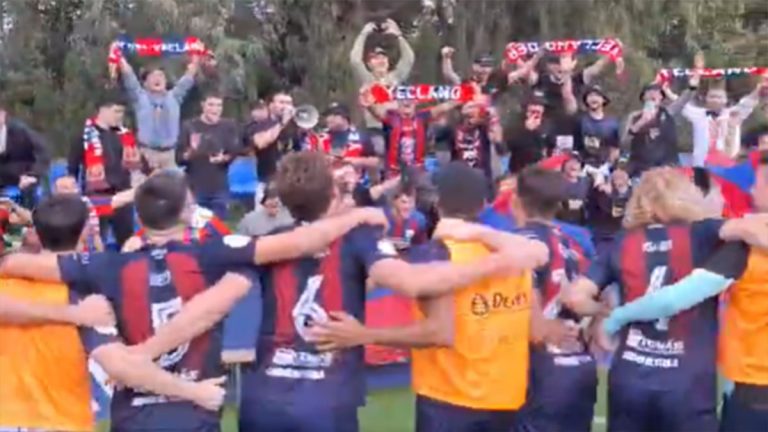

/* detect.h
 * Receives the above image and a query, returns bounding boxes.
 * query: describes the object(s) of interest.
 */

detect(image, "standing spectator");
[113,44,201,170]
[0,102,49,209]
[440,48,540,101]
[68,95,137,249]
[383,186,428,251]
[622,70,700,178]
[176,92,240,220]
[447,101,504,185]
[361,86,458,178]
[575,85,621,169]
[587,164,632,256]
[507,95,553,174]
[237,182,294,236]
[682,75,765,167]
[242,90,298,202]
[350,19,415,150]
[556,153,590,225]
[308,102,379,170]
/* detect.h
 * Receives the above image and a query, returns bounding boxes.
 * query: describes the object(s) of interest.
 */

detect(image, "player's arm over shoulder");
[562,237,617,316]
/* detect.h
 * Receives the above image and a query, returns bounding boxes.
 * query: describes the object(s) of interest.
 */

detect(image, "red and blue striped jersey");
[58,235,258,431]
[242,224,394,409]
[585,219,724,389]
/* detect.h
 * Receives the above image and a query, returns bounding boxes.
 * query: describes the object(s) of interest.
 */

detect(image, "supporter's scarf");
[655,67,767,83]
[83,118,110,193]
[117,126,140,171]
[369,83,477,104]
[108,35,213,78]
[505,38,623,65]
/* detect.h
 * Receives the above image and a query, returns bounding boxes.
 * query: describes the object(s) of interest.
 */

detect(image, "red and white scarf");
[108,35,214,79]
[655,67,767,83]
[505,38,623,66]
[83,118,140,193]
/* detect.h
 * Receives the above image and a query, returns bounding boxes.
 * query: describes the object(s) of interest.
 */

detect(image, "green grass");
[99,370,609,432]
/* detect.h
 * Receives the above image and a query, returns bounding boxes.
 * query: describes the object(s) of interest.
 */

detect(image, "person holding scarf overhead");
[111,41,201,171]
[68,94,141,249]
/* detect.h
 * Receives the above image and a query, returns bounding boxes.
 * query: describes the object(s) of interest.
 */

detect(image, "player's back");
[410,239,533,411]
[246,224,388,409]
[0,278,93,431]
[609,220,724,388]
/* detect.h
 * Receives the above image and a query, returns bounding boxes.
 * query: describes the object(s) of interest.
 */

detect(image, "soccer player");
[307,162,549,432]
[0,171,390,432]
[563,167,766,432]
[504,166,596,432]
[586,152,768,432]
[234,153,545,432]
[0,195,229,431]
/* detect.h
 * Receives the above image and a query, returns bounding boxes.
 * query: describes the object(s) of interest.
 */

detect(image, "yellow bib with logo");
[411,240,532,410]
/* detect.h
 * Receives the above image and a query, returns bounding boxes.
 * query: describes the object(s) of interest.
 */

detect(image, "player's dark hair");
[33,195,89,252]
[517,166,568,219]
[135,171,189,231]
[275,152,334,222]
[434,162,487,219]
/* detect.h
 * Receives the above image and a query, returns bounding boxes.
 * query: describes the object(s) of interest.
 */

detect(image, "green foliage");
[0,0,765,156]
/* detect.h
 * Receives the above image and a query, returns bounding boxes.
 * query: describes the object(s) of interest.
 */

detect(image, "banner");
[504,38,623,64]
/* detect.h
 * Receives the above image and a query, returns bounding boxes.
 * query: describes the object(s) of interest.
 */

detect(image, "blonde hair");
[623,167,710,230]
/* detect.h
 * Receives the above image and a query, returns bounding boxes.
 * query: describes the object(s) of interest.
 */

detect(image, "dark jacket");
[0,119,50,188]
[68,124,132,192]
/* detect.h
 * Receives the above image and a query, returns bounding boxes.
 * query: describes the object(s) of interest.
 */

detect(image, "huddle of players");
[1,150,768,432]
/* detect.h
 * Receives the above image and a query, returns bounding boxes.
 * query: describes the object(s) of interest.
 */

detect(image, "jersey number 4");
[293,275,329,341]
[646,265,670,331]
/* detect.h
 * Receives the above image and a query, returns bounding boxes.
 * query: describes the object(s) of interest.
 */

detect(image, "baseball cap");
[323,102,350,119]
[473,54,495,68]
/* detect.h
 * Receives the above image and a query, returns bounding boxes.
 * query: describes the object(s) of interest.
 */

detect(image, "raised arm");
[350,23,375,83]
[582,56,612,84]
[440,47,462,85]
[118,56,144,103]
[171,57,200,102]
[390,21,415,83]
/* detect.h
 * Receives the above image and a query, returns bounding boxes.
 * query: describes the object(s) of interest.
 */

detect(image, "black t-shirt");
[448,124,494,180]
[177,118,240,195]
[532,70,586,119]
[243,118,299,182]
[557,177,591,225]
[507,125,554,174]
[587,185,631,238]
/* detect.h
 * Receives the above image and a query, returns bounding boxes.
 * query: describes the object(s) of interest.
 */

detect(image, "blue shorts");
[720,384,768,432]
[608,375,717,432]
[415,395,525,432]
[523,357,597,432]
[238,397,358,432]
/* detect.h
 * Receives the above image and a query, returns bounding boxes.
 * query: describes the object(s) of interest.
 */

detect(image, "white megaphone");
[294,104,319,130]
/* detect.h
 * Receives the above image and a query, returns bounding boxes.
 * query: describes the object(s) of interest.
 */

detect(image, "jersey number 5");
[151,297,189,368]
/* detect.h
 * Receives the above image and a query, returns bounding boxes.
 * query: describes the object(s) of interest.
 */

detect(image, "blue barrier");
[48,160,69,190]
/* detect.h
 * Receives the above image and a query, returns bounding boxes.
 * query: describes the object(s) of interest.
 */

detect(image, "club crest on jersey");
[223,234,250,249]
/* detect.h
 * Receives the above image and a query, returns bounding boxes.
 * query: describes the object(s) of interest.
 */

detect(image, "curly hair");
[623,167,710,230]
[275,152,335,222]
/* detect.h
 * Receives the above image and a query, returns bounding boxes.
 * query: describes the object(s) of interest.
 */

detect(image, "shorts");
[415,395,525,432]
[238,398,359,432]
[720,383,768,432]
[608,376,717,432]
[522,359,597,432]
